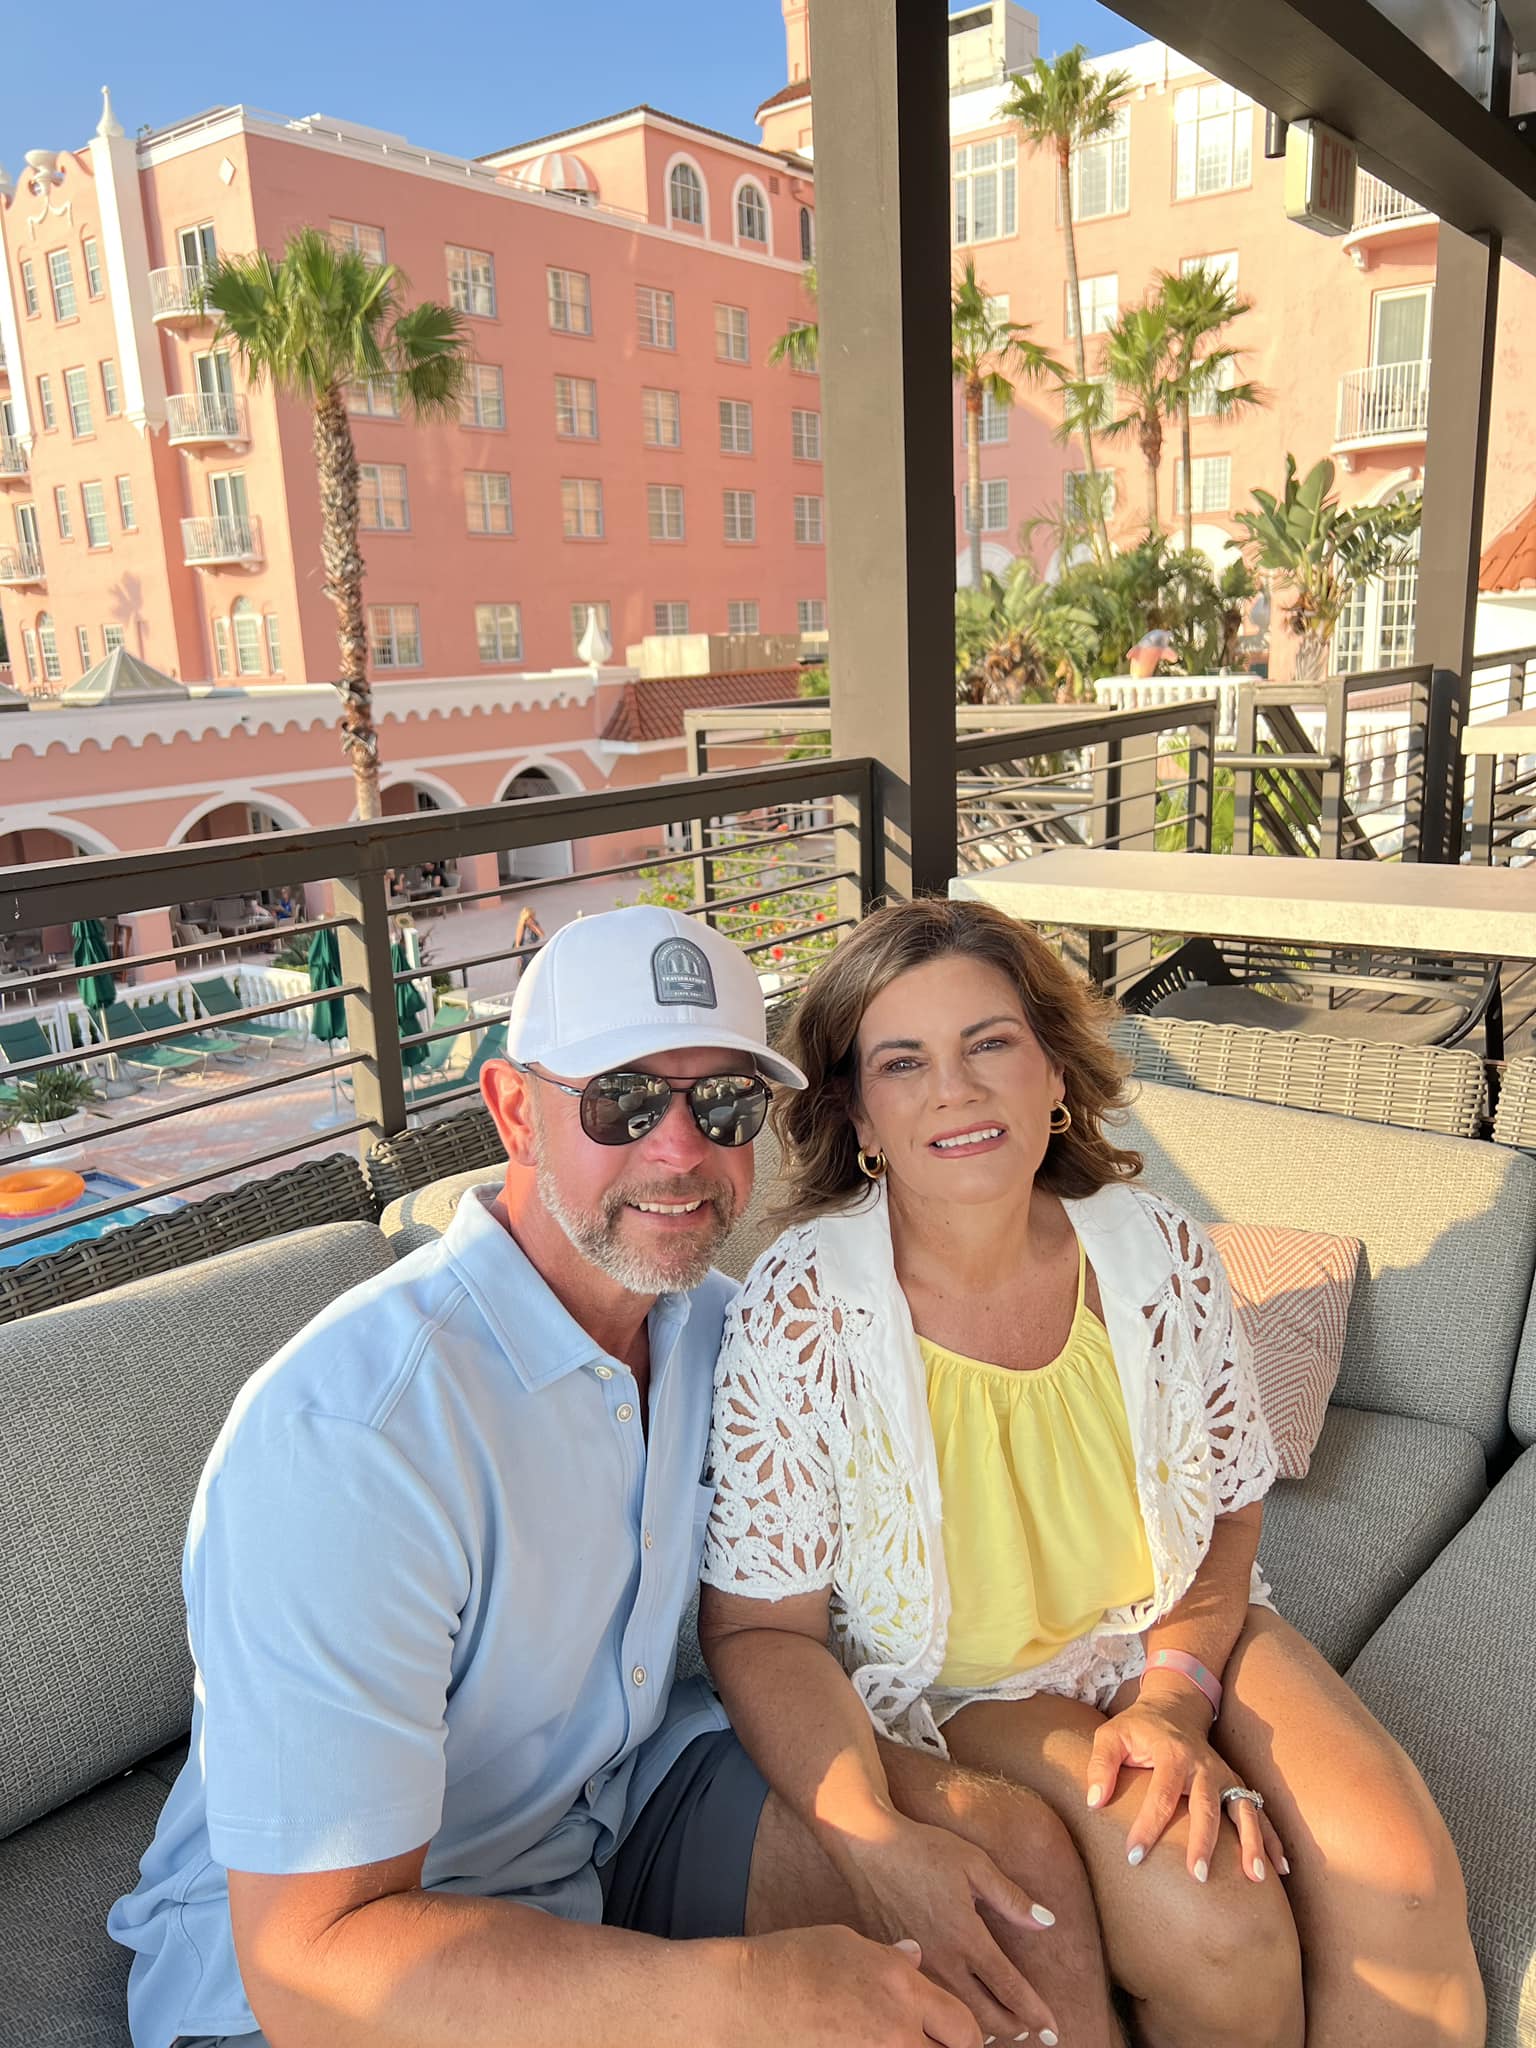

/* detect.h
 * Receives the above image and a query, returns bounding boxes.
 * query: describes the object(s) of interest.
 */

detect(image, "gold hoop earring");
[856,1147,887,1181]
[1049,1101,1072,1134]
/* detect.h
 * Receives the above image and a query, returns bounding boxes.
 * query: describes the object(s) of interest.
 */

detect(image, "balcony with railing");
[0,543,45,587]
[181,513,261,567]
[1334,359,1430,452]
[1344,171,1434,255]
[149,265,210,322]
[0,435,28,481]
[166,392,248,447]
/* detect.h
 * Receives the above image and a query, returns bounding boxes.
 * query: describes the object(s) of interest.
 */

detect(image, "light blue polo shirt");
[108,1187,734,2048]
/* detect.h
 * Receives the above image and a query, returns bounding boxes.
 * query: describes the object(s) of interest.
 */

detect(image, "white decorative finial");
[0,164,11,198]
[98,87,124,139]
[577,605,612,669]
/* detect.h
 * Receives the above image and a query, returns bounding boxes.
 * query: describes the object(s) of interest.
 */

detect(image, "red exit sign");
[1284,119,1359,236]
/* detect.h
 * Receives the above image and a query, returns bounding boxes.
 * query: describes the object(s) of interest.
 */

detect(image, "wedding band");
[1220,1785,1264,1811]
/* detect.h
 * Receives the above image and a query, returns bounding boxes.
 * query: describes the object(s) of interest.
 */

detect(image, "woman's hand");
[839,1813,1061,2044]
[1085,1681,1287,1884]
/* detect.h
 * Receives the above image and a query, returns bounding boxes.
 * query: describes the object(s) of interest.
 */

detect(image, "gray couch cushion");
[1347,1446,1536,2048]
[0,1762,168,2047]
[1511,1291,1536,1448]
[0,1220,396,1841]
[1120,1082,1536,1454]
[1258,1403,1487,1670]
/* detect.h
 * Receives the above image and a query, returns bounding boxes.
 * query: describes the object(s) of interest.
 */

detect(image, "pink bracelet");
[1144,1648,1223,1717]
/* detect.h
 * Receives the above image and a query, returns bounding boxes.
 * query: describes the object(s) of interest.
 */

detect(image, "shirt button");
[643,1529,654,1550]
[632,1665,647,1687]
[594,1365,614,1381]
[586,1777,599,1801]
[615,1402,635,1423]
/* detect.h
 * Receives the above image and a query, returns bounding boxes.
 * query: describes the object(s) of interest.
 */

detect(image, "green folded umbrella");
[306,927,347,1043]
[393,939,429,1069]
[72,919,116,1015]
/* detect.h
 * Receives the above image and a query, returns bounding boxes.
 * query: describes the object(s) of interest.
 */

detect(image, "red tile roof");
[756,77,813,116]
[601,669,805,744]
[1480,495,1536,593]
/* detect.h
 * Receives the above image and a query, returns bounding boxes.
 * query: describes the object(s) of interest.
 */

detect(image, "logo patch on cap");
[652,937,717,1008]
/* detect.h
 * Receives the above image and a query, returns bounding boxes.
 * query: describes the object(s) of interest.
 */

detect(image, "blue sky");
[2,2,1136,167]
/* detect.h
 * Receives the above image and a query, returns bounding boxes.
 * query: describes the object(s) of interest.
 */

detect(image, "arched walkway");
[497,763,577,883]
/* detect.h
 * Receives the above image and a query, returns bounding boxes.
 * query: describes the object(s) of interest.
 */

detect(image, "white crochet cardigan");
[701,1179,1278,1753]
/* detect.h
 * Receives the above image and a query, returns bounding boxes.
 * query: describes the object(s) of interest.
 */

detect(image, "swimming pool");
[0,1171,184,1268]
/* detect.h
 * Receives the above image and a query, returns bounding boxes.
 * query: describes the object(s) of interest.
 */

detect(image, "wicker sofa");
[2,1077,1535,2046]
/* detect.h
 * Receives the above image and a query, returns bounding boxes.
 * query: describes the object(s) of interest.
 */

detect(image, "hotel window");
[459,364,506,429]
[82,236,104,298]
[116,475,136,530]
[669,161,705,226]
[1187,353,1237,419]
[20,260,39,317]
[76,624,92,673]
[794,493,824,544]
[1174,454,1232,515]
[346,377,400,417]
[791,407,822,460]
[358,462,409,531]
[64,368,93,437]
[21,630,38,684]
[102,623,125,654]
[798,597,826,634]
[331,219,387,263]
[800,206,814,263]
[1181,250,1239,292]
[653,600,689,634]
[783,317,818,372]
[465,471,513,535]
[447,244,496,318]
[212,617,231,678]
[637,285,676,350]
[48,250,78,321]
[1070,108,1130,220]
[548,267,592,335]
[265,612,283,671]
[962,391,1010,446]
[723,489,756,542]
[642,387,682,447]
[718,399,754,454]
[53,486,73,540]
[555,375,598,438]
[727,599,760,634]
[81,481,110,548]
[964,479,1010,532]
[37,614,62,683]
[476,602,523,662]
[648,484,685,541]
[952,135,1017,245]
[1065,469,1117,520]
[737,182,768,244]
[714,304,750,362]
[570,600,611,655]
[368,603,422,668]
[232,597,263,676]
[1066,273,1118,339]
[561,477,605,539]
[36,374,56,431]
[100,359,122,417]
[1174,82,1253,198]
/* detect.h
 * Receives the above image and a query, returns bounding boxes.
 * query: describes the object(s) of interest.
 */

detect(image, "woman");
[699,898,1482,2048]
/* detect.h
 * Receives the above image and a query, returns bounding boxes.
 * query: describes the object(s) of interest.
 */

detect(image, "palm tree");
[1088,303,1179,536]
[952,258,1063,590]
[1158,264,1264,552]
[769,265,819,369]
[1003,47,1132,560]
[956,560,1098,704]
[204,228,471,819]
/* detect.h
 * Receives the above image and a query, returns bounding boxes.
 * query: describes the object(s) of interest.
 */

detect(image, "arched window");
[231,596,263,675]
[800,205,815,264]
[668,161,704,226]
[737,182,768,244]
[36,612,61,684]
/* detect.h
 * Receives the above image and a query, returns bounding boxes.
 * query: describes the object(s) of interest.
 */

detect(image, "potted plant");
[4,1066,99,1163]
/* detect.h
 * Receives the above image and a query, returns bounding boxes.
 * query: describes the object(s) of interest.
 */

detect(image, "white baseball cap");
[505,906,807,1089]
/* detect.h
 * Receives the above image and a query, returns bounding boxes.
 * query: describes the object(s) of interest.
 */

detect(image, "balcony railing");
[149,265,210,322]
[0,435,27,479]
[0,543,45,586]
[181,514,261,566]
[1335,359,1430,448]
[1352,172,1432,232]
[166,392,248,446]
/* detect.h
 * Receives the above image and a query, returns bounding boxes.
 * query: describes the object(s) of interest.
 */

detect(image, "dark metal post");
[333,869,406,1143]
[814,0,957,898]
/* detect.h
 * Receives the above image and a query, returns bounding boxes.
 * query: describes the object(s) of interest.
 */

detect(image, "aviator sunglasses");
[525,1065,771,1148]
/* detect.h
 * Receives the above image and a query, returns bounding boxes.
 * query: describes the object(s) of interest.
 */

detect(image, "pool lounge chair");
[407,1019,507,1109]
[191,976,293,1054]
[135,997,250,1065]
[100,1002,207,1086]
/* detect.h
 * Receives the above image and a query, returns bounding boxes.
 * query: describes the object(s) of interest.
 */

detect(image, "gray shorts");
[175,1727,770,2046]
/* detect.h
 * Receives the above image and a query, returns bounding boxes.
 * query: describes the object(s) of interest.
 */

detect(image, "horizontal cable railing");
[1466,644,1536,867]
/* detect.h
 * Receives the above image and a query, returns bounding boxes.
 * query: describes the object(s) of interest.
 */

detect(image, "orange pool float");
[0,1168,86,1217]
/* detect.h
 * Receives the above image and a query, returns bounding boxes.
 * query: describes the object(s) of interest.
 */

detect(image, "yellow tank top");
[918,1239,1155,1691]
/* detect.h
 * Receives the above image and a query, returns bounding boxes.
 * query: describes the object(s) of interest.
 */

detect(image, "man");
[111,906,1108,2048]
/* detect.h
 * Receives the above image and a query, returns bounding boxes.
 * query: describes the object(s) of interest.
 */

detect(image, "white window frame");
[368,603,422,670]
[465,470,514,536]
[794,493,825,544]
[212,616,231,678]
[48,249,78,322]
[555,375,599,439]
[64,367,94,438]
[82,237,104,298]
[723,488,757,543]
[447,244,496,318]
[76,623,92,672]
[475,601,524,663]
[100,359,121,417]
[358,462,410,531]
[101,623,126,655]
[21,629,38,684]
[20,259,39,318]
[1174,82,1254,199]
[734,177,770,251]
[727,599,760,634]
[1070,108,1130,222]
[718,398,754,454]
[1065,469,1118,520]
[347,377,400,418]
[1066,273,1119,339]
[791,407,822,461]
[53,486,73,541]
[653,601,689,634]
[963,391,1010,446]
[666,157,707,230]
[797,598,827,634]
[459,363,506,429]
[648,484,685,542]
[36,374,56,431]
[637,285,676,350]
[714,304,750,363]
[1174,453,1233,515]
[116,475,136,530]
[265,613,283,672]
[330,219,387,263]
[964,478,1010,532]
[1181,250,1239,291]
[80,480,109,549]
[548,267,592,336]
[642,387,682,448]
[37,614,62,683]
[231,598,263,676]
[952,134,1018,246]
[1187,354,1237,420]
[561,477,605,540]
[570,600,611,655]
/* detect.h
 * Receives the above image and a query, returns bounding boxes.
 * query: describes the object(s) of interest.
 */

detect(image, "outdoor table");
[1463,708,1536,865]
[950,848,1536,964]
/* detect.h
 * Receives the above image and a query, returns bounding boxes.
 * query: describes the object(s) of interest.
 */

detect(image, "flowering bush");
[628,823,839,985]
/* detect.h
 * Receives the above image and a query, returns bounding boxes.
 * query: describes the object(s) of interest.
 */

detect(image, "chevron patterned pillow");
[1207,1222,1362,1481]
